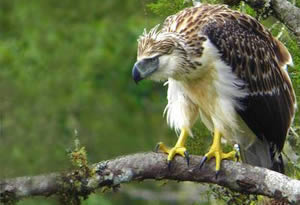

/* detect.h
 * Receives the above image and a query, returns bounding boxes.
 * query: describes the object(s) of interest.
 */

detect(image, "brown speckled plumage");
[136,4,296,172]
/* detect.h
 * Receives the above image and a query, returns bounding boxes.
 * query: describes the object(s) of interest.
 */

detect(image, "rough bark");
[1,152,300,204]
[271,0,300,46]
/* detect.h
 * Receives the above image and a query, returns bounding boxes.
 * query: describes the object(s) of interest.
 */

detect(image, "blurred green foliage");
[0,0,172,178]
[0,0,174,204]
[148,0,193,17]
[0,0,299,205]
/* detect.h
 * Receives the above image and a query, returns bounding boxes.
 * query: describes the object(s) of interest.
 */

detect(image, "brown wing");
[162,4,228,35]
[201,8,296,154]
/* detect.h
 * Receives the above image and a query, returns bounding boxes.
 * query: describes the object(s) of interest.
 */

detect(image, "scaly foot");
[155,128,190,168]
[199,129,237,177]
[156,142,189,168]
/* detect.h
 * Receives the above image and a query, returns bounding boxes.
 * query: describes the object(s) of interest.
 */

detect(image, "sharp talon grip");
[215,170,220,179]
[184,151,190,167]
[199,156,207,169]
[167,160,172,171]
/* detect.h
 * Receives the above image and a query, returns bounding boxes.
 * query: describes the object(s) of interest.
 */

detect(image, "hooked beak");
[132,56,159,84]
[132,63,142,83]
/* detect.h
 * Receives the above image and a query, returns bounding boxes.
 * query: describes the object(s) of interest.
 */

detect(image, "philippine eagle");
[132,4,296,174]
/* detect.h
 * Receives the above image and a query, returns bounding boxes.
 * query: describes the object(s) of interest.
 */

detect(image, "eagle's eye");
[144,55,159,66]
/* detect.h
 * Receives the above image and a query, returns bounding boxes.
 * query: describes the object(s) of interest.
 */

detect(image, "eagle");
[132,4,296,174]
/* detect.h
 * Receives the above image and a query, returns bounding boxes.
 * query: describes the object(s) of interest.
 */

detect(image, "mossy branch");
[1,152,300,204]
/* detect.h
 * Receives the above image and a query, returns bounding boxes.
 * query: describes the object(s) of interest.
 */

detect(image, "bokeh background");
[0,0,299,204]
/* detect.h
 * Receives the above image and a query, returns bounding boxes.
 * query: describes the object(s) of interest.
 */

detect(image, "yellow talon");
[202,129,236,172]
[156,128,189,165]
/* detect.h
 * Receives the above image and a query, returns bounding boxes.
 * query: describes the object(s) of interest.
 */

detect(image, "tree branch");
[1,152,300,204]
[225,0,300,46]
[271,0,300,46]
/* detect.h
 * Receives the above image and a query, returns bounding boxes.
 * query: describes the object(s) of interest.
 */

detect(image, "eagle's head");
[132,25,191,83]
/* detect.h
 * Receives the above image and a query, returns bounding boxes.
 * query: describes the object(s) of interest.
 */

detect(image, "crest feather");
[139,24,161,41]
[137,24,162,57]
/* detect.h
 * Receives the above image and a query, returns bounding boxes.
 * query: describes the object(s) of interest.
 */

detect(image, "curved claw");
[155,140,189,170]
[154,143,160,153]
[215,170,220,179]
[184,151,190,167]
[167,160,172,170]
[199,156,207,169]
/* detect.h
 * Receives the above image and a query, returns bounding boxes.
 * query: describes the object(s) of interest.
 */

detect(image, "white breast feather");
[164,79,199,136]
[201,40,248,136]
[164,39,253,145]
